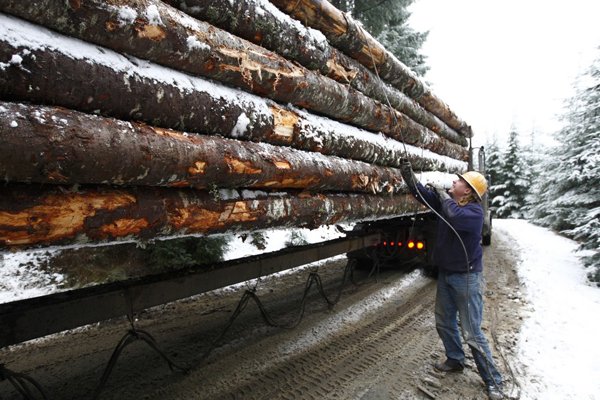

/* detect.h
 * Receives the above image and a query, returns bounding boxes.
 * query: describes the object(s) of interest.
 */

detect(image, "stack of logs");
[0,0,471,249]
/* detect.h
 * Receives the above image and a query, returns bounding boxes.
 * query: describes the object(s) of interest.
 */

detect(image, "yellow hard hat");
[457,171,488,201]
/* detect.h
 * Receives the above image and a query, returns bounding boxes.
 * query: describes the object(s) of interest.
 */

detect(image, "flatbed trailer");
[0,233,379,348]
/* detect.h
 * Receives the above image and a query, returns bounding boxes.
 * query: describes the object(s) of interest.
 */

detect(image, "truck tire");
[423,264,439,279]
[350,257,374,270]
[482,233,491,246]
[482,218,492,246]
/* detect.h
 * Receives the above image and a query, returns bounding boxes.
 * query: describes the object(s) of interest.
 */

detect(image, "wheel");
[422,264,439,279]
[349,257,373,270]
[482,233,491,246]
[482,215,492,246]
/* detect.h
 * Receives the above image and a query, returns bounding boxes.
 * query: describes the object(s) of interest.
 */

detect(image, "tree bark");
[0,22,469,166]
[0,102,406,194]
[268,0,474,138]
[0,1,468,156]
[162,0,467,147]
[0,184,423,249]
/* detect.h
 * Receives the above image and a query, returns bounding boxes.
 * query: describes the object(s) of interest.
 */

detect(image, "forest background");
[334,0,600,283]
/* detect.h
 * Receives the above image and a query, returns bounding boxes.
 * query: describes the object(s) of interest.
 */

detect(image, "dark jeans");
[435,270,503,386]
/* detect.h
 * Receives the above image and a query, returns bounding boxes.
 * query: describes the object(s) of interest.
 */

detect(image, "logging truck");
[0,0,486,349]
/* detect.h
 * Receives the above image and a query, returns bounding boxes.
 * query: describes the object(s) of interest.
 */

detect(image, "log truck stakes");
[0,0,490,358]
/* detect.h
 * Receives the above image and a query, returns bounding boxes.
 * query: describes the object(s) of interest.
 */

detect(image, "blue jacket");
[410,182,484,273]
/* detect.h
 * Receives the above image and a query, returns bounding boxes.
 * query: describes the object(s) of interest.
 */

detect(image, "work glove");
[399,159,418,192]
[435,187,451,201]
[427,183,450,203]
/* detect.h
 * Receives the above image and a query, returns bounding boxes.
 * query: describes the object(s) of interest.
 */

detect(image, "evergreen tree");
[329,0,429,76]
[529,146,568,229]
[484,137,504,215]
[531,47,600,283]
[521,131,547,218]
[494,127,529,218]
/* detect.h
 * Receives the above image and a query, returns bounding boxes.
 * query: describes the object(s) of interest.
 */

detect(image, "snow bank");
[496,219,600,400]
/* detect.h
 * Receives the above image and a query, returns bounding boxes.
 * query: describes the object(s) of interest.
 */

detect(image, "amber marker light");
[417,241,425,250]
[407,241,415,249]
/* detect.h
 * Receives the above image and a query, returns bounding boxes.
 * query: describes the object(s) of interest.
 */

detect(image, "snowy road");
[1,220,598,399]
[496,220,600,400]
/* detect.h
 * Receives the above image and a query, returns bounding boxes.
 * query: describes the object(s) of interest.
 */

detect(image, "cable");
[92,313,188,400]
[0,364,48,400]
[198,261,356,362]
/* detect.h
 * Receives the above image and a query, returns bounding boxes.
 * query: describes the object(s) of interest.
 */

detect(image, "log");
[0,17,469,168]
[0,184,424,248]
[162,0,467,147]
[0,102,404,194]
[268,0,473,137]
[0,2,467,154]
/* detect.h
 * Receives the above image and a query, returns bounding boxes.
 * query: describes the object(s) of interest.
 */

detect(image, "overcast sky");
[408,0,600,147]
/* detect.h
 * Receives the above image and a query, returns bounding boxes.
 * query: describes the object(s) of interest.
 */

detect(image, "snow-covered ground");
[495,219,600,400]
[1,219,599,399]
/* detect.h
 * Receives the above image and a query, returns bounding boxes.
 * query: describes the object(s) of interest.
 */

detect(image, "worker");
[400,160,504,400]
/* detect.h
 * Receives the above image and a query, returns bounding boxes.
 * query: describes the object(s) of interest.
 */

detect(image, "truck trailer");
[0,0,488,368]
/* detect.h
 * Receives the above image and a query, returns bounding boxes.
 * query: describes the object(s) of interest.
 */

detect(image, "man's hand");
[425,183,450,201]
[434,186,451,201]
[399,159,418,191]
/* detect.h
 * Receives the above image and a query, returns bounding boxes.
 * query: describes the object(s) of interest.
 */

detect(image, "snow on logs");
[0,17,468,165]
[268,0,473,137]
[0,102,406,194]
[0,1,472,248]
[161,0,467,147]
[0,1,468,152]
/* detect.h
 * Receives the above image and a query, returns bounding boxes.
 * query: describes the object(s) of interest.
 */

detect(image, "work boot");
[433,358,464,373]
[487,384,503,400]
